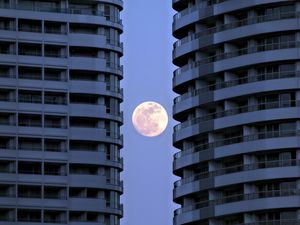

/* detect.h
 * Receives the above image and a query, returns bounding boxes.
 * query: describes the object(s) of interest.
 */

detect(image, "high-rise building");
[172,0,300,224]
[0,0,123,224]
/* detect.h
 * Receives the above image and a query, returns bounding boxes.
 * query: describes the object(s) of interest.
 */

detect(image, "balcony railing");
[0,24,15,31]
[0,168,15,173]
[0,216,15,221]
[44,193,67,200]
[44,170,67,176]
[17,218,42,223]
[174,71,299,103]
[18,49,42,56]
[175,189,300,215]
[18,192,42,198]
[44,147,67,152]
[175,11,298,47]
[19,73,41,80]
[174,100,299,131]
[174,130,300,159]
[237,220,300,225]
[174,41,299,76]
[175,159,300,187]
[19,121,42,127]
[106,84,124,95]
[0,73,16,78]
[44,218,67,224]
[0,96,15,102]
[174,0,228,19]
[106,38,123,48]
[106,178,123,187]
[0,4,122,24]
[0,144,15,150]
[18,95,42,103]
[19,145,42,151]
[44,96,67,105]
[18,26,42,33]
[18,169,42,175]
[106,62,123,72]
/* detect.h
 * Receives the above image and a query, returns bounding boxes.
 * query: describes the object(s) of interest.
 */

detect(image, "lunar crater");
[132,101,168,137]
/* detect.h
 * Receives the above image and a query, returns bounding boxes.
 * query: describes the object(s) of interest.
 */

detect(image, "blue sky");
[121,0,177,225]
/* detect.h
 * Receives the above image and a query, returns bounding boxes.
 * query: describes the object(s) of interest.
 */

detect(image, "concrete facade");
[172,0,300,224]
[0,0,123,224]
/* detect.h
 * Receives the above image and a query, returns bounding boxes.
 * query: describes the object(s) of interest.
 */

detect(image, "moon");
[132,101,168,137]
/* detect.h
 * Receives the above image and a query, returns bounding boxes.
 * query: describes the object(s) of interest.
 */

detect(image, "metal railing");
[0,144,15,150]
[0,73,15,78]
[19,145,42,151]
[174,0,228,18]
[175,41,298,76]
[106,62,123,72]
[0,168,15,173]
[174,71,298,103]
[174,100,299,131]
[18,192,42,198]
[18,50,42,56]
[106,84,123,95]
[0,4,122,24]
[18,121,42,127]
[18,95,42,103]
[240,219,300,225]
[175,159,300,187]
[19,74,41,80]
[106,38,123,48]
[174,130,300,159]
[18,26,42,33]
[18,169,42,175]
[175,189,300,215]
[175,11,298,47]
[44,95,67,105]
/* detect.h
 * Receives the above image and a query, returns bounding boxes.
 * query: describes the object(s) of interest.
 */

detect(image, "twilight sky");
[121,0,177,225]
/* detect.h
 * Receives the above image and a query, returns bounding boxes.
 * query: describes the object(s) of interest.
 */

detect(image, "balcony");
[174,130,300,159]
[175,159,300,187]
[237,220,300,225]
[0,4,122,24]
[173,0,227,13]
[174,71,298,103]
[175,11,298,47]
[175,189,300,215]
[174,100,299,131]
[44,94,67,105]
[174,41,299,76]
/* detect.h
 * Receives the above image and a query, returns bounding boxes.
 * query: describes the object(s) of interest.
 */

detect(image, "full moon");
[132,101,168,137]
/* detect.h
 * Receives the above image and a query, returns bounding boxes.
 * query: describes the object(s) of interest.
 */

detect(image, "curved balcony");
[69,80,123,99]
[69,151,123,170]
[173,0,288,31]
[173,49,300,91]
[174,137,300,175]
[174,41,298,77]
[233,220,300,225]
[175,189,300,216]
[174,11,298,49]
[174,71,298,104]
[69,127,123,146]
[105,62,124,77]
[174,159,300,189]
[174,165,300,201]
[174,100,299,136]
[69,103,123,123]
[173,0,227,14]
[69,175,123,192]
[0,4,122,25]
[174,130,300,159]
[174,0,240,13]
